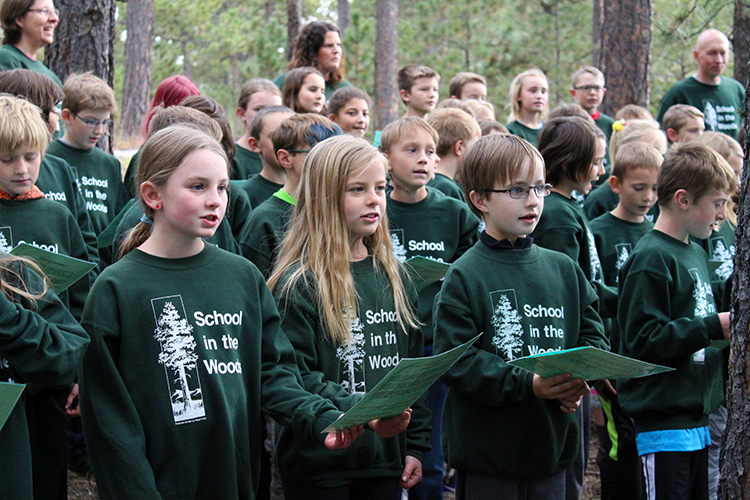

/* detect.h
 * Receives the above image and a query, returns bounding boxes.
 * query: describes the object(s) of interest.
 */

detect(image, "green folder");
[405,256,451,291]
[0,382,25,432]
[97,198,135,249]
[508,346,674,380]
[10,243,96,293]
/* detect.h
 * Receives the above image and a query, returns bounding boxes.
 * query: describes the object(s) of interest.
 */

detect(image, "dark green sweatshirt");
[239,194,293,277]
[691,220,736,285]
[434,240,608,477]
[238,174,285,209]
[589,212,654,288]
[0,257,89,500]
[233,145,263,180]
[617,230,724,433]
[79,244,342,500]
[386,188,479,342]
[274,257,431,487]
[426,173,465,202]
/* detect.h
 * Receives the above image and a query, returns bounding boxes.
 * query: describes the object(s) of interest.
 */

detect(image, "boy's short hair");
[698,132,744,162]
[571,66,605,88]
[249,105,294,141]
[449,72,487,99]
[548,103,593,122]
[662,104,705,133]
[611,142,663,179]
[0,69,63,123]
[478,120,509,136]
[658,143,738,206]
[148,105,222,140]
[462,134,544,218]
[380,116,439,154]
[614,104,653,121]
[537,116,600,186]
[426,108,481,157]
[398,64,440,94]
[62,72,117,115]
[237,79,281,111]
[327,87,371,117]
[435,98,476,118]
[271,113,342,154]
[0,94,51,153]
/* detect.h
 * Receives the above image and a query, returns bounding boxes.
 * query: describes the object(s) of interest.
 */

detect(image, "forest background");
[99,0,735,145]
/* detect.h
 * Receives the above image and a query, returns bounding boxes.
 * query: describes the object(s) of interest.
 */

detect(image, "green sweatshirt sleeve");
[404,306,431,462]
[228,187,252,241]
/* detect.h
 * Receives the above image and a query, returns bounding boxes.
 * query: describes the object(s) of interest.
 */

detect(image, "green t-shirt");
[617,230,725,433]
[426,172,465,202]
[239,193,294,278]
[233,145,263,180]
[434,240,607,477]
[0,258,89,500]
[273,257,430,487]
[506,120,542,147]
[656,76,745,141]
[79,244,342,499]
[237,174,284,209]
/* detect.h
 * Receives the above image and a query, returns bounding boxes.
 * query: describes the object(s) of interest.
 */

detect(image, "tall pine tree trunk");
[374,0,398,131]
[286,0,302,61]
[121,0,153,141]
[718,61,750,500]
[338,0,350,35]
[592,0,603,67]
[47,0,116,152]
[734,0,750,87]
[597,0,652,117]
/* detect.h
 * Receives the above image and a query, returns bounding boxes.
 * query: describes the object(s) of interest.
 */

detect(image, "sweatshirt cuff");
[0,293,18,322]
[313,409,346,443]
[703,314,724,341]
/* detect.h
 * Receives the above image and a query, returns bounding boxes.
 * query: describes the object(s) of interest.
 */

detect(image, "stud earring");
[155,204,161,209]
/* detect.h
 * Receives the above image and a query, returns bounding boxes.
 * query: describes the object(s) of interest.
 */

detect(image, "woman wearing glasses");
[0,0,62,87]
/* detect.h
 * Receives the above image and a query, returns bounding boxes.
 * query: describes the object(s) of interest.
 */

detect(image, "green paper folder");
[0,382,25,432]
[508,346,674,380]
[324,333,481,432]
[97,198,135,248]
[405,256,451,291]
[10,243,96,293]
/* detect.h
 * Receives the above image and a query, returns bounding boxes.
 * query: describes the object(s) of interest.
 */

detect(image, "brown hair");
[614,104,653,121]
[610,119,667,160]
[398,64,440,94]
[571,66,605,88]
[148,105,222,140]
[0,69,63,123]
[237,79,281,113]
[462,134,545,219]
[662,104,705,136]
[478,120,509,136]
[282,67,325,113]
[611,142,663,179]
[62,72,117,114]
[435,98,476,118]
[327,86,371,117]
[449,72,486,99]
[1,0,36,45]
[548,103,593,122]
[271,113,341,155]
[287,21,345,85]
[537,116,600,186]
[657,143,738,206]
[179,95,235,163]
[426,108,481,157]
[380,116,439,154]
[249,105,294,141]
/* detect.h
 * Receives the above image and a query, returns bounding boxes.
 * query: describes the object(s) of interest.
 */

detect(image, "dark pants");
[25,388,69,500]
[565,392,590,500]
[456,470,566,500]
[282,476,400,500]
[641,448,709,500]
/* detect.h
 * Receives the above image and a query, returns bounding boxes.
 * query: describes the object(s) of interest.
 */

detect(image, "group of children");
[0,53,743,500]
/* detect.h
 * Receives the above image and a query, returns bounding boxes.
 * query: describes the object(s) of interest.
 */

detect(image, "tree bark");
[592,0,603,67]
[121,0,153,140]
[338,0,350,35]
[597,0,652,117]
[286,0,302,61]
[718,65,750,500]
[265,0,274,24]
[374,0,398,131]
[734,0,750,87]
[47,0,116,152]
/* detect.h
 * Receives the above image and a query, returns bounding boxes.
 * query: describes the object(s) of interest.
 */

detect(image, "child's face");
[459,82,487,101]
[611,168,658,221]
[473,158,546,243]
[673,117,705,144]
[385,128,437,194]
[62,108,111,150]
[344,158,387,246]
[237,91,281,132]
[403,77,439,115]
[573,138,607,195]
[298,73,326,113]
[475,105,495,122]
[683,189,731,239]
[518,76,548,116]
[332,98,370,138]
[0,147,42,196]
[155,149,229,242]
[728,153,743,183]
[251,111,293,168]
[570,73,605,112]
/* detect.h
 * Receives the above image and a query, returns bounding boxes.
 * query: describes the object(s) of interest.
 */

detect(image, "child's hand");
[368,408,412,438]
[719,312,731,339]
[65,383,81,417]
[400,455,423,489]
[324,424,365,450]
[557,381,590,414]
[532,373,589,413]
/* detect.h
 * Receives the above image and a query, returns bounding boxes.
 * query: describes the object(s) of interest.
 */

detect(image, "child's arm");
[455,208,480,258]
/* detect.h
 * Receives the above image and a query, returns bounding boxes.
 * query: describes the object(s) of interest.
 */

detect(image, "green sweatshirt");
[426,173,465,202]
[0,257,89,500]
[0,44,62,87]
[656,76,745,140]
[233,145,263,180]
[0,198,91,321]
[239,194,293,278]
[532,191,618,317]
[583,181,660,222]
[506,121,541,147]
[691,220,736,285]
[386,188,479,343]
[36,154,100,276]
[617,230,725,433]
[589,212,654,287]
[434,240,608,477]
[79,244,342,500]
[593,112,614,182]
[123,148,141,199]
[238,174,285,209]
[273,258,431,487]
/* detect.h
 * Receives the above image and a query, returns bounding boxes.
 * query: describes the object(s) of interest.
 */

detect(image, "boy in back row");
[617,143,735,500]
[426,108,481,201]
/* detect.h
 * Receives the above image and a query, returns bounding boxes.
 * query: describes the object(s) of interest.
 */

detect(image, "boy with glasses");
[570,66,614,181]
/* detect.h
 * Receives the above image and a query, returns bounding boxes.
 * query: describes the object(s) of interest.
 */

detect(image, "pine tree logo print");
[689,269,716,318]
[709,237,734,280]
[490,290,524,361]
[587,229,603,283]
[337,316,367,394]
[615,244,632,270]
[152,295,206,424]
[703,101,719,132]
[390,229,407,263]
[0,227,12,253]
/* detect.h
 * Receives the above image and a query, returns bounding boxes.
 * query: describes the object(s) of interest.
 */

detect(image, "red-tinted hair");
[141,75,200,138]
